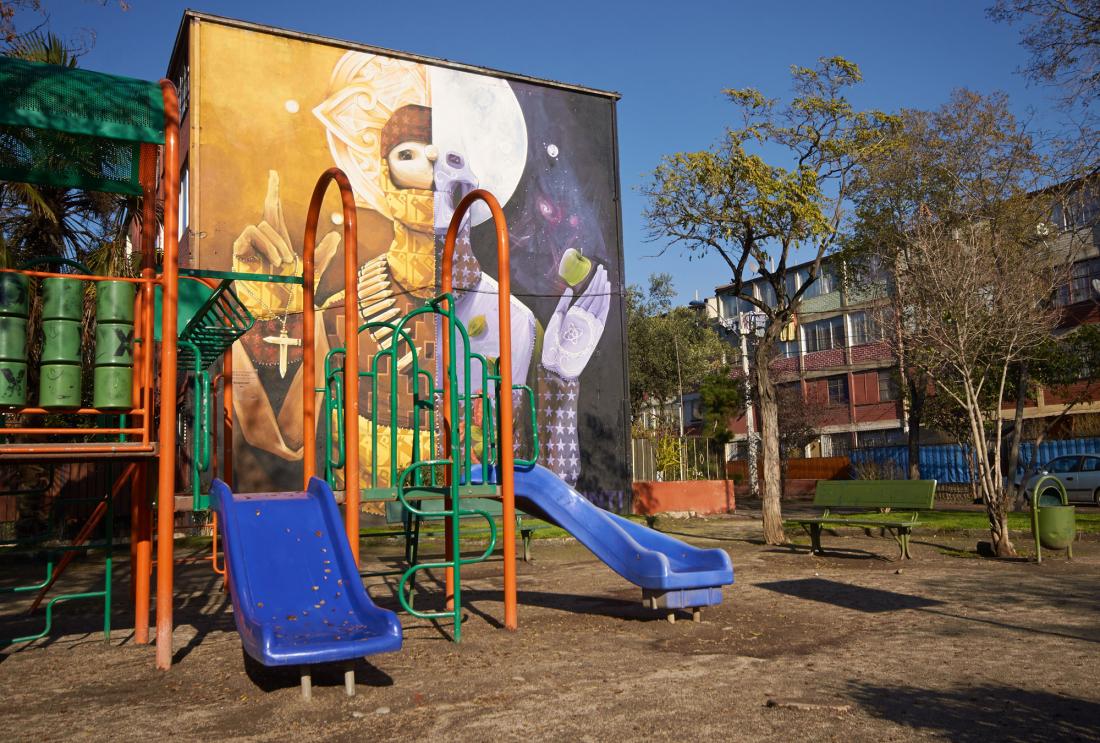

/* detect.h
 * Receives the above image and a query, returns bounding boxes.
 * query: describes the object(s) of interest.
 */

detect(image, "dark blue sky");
[28,1,1055,303]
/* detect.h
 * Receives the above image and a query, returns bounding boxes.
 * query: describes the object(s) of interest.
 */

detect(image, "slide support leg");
[300,666,312,701]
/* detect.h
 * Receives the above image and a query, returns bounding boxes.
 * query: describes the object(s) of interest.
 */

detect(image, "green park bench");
[789,479,937,559]
[385,497,549,562]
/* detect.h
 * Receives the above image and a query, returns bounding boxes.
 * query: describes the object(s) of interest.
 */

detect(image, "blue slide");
[486,465,734,609]
[210,477,402,667]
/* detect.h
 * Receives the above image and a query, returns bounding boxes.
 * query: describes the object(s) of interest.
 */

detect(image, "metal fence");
[849,437,1100,483]
[631,436,727,482]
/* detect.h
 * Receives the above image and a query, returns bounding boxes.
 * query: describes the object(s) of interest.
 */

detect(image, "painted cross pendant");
[263,326,302,378]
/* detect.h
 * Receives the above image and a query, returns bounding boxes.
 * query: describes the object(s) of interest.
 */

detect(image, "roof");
[0,56,164,195]
[170,11,621,101]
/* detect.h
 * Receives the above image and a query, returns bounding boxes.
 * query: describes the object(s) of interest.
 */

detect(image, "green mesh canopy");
[0,56,165,196]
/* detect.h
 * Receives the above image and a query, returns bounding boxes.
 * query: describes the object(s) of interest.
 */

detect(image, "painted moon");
[430,67,527,227]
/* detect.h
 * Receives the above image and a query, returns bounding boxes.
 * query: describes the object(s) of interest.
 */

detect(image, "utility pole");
[738,311,760,500]
[673,335,685,481]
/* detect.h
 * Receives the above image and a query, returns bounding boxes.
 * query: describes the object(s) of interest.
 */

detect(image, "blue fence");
[850,437,1100,483]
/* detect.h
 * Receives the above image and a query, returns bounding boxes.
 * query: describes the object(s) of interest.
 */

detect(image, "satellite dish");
[1037,222,1050,237]
[1091,278,1100,298]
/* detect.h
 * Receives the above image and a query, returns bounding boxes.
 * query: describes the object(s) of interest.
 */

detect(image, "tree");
[644,57,892,544]
[850,89,1064,557]
[898,220,1064,558]
[989,0,1100,176]
[627,273,728,430]
[697,365,743,445]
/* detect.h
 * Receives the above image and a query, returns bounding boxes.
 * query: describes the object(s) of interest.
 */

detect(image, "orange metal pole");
[155,80,181,670]
[0,444,155,455]
[221,352,233,487]
[442,189,517,630]
[0,268,149,283]
[11,407,145,416]
[134,140,158,645]
[0,427,142,435]
[302,168,360,563]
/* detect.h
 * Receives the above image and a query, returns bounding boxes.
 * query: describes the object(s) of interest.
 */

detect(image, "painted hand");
[232,170,340,293]
[541,265,610,380]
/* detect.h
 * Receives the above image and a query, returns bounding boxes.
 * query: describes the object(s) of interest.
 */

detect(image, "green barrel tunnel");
[41,319,81,363]
[38,362,81,409]
[42,277,83,320]
[0,273,29,406]
[92,281,135,411]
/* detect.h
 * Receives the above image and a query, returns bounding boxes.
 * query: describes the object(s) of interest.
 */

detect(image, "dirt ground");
[2,517,1099,742]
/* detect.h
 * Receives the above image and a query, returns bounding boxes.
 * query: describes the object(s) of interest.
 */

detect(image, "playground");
[1,522,1098,740]
[1,11,1099,742]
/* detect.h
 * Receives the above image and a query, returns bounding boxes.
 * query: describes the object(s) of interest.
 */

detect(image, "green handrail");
[394,460,497,642]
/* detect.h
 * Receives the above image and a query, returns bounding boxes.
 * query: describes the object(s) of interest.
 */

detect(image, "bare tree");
[990,0,1100,177]
[897,216,1066,556]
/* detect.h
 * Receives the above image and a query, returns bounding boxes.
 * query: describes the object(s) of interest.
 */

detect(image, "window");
[826,375,849,406]
[826,432,851,457]
[178,161,189,241]
[755,282,777,308]
[784,269,802,300]
[857,428,906,447]
[779,339,799,358]
[878,370,899,401]
[1082,456,1100,472]
[804,316,846,353]
[1047,456,1080,473]
[848,311,882,346]
[802,266,836,299]
[1053,186,1100,231]
[1054,258,1100,307]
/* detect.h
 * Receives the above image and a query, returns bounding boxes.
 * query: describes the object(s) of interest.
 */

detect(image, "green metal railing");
[318,291,539,640]
[1,493,113,646]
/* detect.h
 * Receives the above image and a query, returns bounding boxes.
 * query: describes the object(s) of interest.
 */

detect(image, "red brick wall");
[803,348,846,371]
[850,342,892,364]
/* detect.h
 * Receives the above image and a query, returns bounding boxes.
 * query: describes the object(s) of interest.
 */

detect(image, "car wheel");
[1094,488,1100,508]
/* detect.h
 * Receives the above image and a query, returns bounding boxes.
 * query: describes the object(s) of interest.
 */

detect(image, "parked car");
[1022,454,1100,506]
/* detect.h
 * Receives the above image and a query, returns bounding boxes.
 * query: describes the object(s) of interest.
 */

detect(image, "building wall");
[171,14,630,500]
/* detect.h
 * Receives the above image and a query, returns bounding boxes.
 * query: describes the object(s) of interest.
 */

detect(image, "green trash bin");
[1030,475,1075,561]
[1037,504,1076,551]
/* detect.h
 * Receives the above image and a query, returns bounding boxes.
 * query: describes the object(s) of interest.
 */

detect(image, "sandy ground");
[2,518,1099,742]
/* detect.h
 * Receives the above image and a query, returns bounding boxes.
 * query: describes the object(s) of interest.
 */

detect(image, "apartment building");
[712,179,1100,458]
[714,260,903,457]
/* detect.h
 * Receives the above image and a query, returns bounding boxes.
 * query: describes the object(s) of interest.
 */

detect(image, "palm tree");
[0,31,143,273]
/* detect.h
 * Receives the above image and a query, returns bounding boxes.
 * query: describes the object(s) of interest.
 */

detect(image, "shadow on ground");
[242,651,393,694]
[848,681,1100,742]
[756,578,942,612]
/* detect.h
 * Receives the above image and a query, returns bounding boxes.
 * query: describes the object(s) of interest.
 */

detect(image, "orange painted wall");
[632,480,735,515]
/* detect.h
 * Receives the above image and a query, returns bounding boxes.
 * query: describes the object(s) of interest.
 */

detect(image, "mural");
[187,21,628,504]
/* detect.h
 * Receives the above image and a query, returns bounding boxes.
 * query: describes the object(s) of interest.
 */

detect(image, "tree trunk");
[1006,362,1028,511]
[906,378,924,480]
[753,337,785,545]
[988,496,1015,557]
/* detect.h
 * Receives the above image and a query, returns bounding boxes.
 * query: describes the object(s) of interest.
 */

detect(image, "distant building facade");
[712,178,1100,458]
